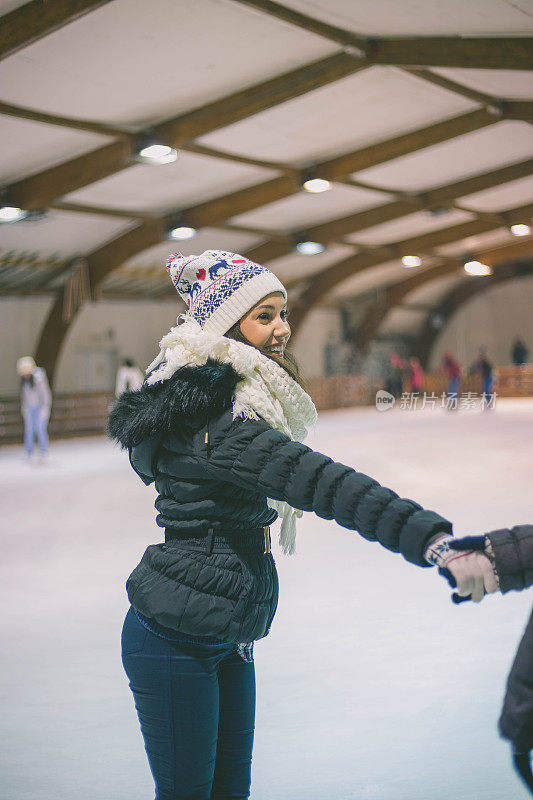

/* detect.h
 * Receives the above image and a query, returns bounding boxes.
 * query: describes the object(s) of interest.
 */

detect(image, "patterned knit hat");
[166,250,287,336]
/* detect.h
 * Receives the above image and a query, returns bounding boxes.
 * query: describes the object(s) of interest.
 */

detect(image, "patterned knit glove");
[424,534,499,603]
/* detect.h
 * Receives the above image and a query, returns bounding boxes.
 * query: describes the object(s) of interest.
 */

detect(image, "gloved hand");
[424,534,499,603]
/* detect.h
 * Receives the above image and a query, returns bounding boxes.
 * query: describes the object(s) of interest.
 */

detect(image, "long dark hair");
[223,319,309,392]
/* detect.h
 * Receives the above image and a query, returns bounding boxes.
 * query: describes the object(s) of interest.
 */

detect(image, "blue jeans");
[448,376,460,398]
[482,376,494,400]
[121,607,256,800]
[23,405,49,454]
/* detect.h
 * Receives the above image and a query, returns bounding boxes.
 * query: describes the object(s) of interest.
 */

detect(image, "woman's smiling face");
[238,292,291,358]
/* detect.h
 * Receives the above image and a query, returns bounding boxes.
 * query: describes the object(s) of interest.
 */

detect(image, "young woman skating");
[108,249,496,800]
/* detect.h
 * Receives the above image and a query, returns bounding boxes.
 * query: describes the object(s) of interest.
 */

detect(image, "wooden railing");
[308,365,533,411]
[493,365,533,396]
[0,391,114,444]
[1,365,532,444]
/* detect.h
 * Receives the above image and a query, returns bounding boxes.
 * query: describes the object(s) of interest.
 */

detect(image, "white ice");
[1,399,532,800]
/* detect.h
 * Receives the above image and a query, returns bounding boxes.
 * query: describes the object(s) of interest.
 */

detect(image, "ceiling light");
[296,241,325,255]
[138,143,178,164]
[169,226,196,240]
[302,178,331,193]
[0,206,28,222]
[464,260,492,276]
[401,255,422,268]
[510,223,531,237]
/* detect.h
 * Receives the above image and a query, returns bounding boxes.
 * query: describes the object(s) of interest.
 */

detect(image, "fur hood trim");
[107,357,244,449]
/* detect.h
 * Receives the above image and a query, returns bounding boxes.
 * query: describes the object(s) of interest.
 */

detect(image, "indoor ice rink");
[2,401,533,799]
[1,2,533,799]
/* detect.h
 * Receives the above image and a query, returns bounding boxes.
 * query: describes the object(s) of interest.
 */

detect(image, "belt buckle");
[263,525,271,554]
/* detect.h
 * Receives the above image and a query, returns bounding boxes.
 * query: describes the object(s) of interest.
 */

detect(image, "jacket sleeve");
[196,410,452,567]
[486,525,533,593]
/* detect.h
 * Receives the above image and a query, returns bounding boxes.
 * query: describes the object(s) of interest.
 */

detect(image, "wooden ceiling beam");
[49,157,533,264]
[401,68,495,107]
[8,140,134,210]
[314,108,498,180]
[29,154,533,299]
[233,0,533,70]
[2,52,366,209]
[0,100,299,177]
[370,37,533,71]
[247,157,533,257]
[0,100,131,139]
[87,220,165,289]
[178,175,300,228]
[181,142,298,175]
[0,0,113,61]
[46,111,522,235]
[155,52,366,145]
[51,201,150,221]
[356,237,533,352]
[413,260,533,368]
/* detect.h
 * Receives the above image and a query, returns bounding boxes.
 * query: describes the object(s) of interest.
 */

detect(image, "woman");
[108,250,496,800]
[16,355,52,462]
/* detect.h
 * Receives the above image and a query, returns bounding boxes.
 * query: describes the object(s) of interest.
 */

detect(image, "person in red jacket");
[440,350,462,406]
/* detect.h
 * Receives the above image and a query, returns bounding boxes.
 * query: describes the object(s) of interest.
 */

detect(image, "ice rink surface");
[2,398,532,800]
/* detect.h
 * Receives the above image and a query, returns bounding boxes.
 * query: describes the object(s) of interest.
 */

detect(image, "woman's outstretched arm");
[195,409,452,567]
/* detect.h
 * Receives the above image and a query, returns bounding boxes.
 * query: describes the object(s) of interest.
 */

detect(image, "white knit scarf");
[145,313,318,555]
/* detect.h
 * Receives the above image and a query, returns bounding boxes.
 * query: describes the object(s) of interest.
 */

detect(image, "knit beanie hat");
[166,250,287,336]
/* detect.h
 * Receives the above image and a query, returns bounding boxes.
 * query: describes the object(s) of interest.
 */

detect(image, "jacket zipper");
[204,421,211,457]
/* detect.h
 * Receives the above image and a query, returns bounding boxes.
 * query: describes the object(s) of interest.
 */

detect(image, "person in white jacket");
[16,356,52,461]
[115,358,144,397]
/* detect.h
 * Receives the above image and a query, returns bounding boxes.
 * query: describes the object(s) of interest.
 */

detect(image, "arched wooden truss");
[352,235,533,355]
[1,0,532,384]
[410,259,533,368]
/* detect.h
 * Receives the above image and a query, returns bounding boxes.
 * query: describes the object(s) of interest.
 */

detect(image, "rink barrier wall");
[1,366,532,444]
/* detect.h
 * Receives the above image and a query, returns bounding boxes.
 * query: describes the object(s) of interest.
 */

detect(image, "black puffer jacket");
[108,357,452,643]
[486,525,533,751]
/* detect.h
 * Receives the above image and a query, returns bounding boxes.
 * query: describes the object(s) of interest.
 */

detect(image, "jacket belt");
[164,525,271,554]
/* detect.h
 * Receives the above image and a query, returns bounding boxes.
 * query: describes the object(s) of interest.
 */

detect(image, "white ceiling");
[197,66,476,164]
[431,68,533,99]
[0,210,133,258]
[64,150,277,214]
[0,115,112,184]
[0,0,335,126]
[355,122,533,192]
[345,208,475,246]
[0,0,531,337]
[458,174,533,211]
[433,227,520,256]
[230,183,393,230]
